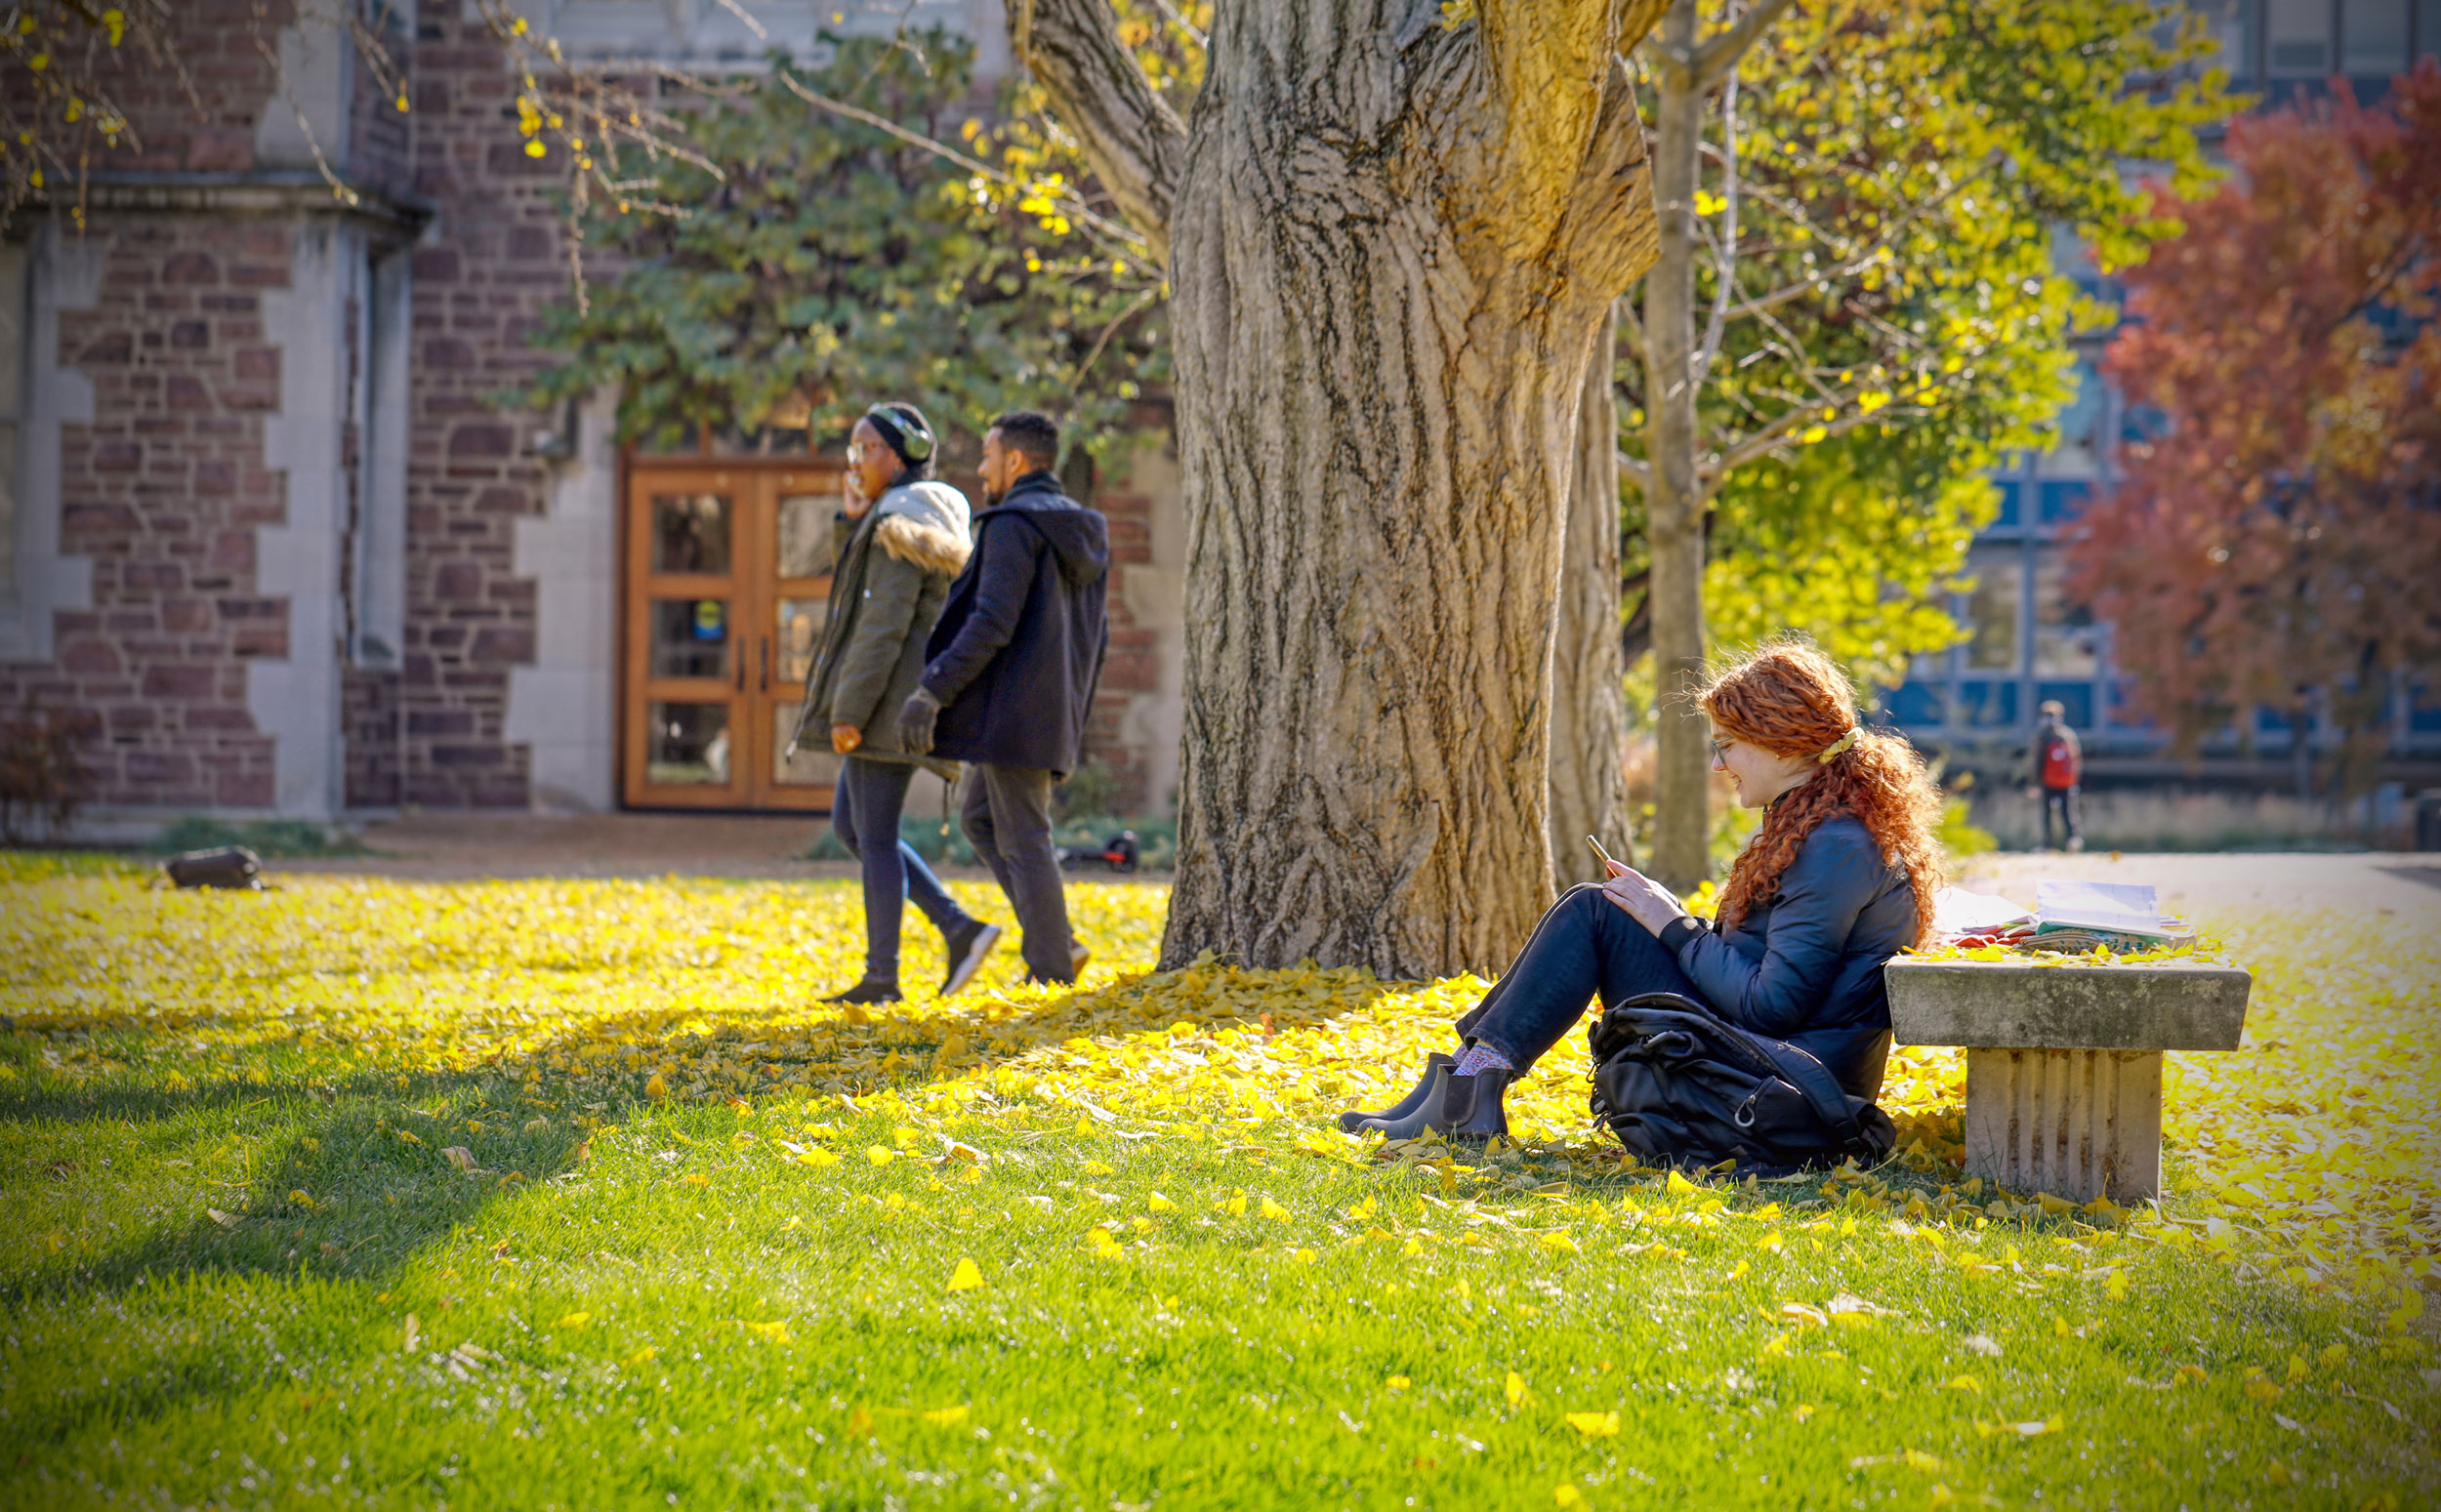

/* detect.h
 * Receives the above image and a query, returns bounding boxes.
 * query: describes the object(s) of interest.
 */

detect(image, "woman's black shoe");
[823,979,902,1005]
[1427,1067,1515,1144]
[1339,1053,1456,1132]
[1355,1061,1457,1139]
[939,920,1002,997]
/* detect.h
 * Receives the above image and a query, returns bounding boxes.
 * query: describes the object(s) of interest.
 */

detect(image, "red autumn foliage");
[2065,62,2441,796]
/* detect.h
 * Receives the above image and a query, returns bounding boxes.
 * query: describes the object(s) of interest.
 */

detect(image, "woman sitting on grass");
[1343,639,1945,1144]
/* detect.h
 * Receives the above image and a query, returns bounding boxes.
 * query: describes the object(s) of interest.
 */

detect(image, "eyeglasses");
[1709,737,1732,765]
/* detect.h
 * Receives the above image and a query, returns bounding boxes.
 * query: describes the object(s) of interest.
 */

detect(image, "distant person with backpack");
[2032,699,2084,853]
[896,411,1109,987]
[791,402,1001,1005]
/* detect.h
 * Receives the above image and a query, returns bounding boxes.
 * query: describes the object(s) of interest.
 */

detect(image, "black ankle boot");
[1338,1053,1455,1133]
[1355,1060,1459,1138]
[823,979,902,1005]
[1427,1067,1516,1144]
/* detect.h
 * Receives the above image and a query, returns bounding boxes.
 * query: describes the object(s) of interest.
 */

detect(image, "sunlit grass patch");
[0,856,2433,1508]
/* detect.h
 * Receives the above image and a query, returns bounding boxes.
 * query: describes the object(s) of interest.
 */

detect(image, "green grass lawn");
[1,856,2433,1509]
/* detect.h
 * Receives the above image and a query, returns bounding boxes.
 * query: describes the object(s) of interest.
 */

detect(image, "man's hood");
[988,474,1108,589]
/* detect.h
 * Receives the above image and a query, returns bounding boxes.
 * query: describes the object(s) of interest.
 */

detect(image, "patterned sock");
[1454,1042,1513,1078]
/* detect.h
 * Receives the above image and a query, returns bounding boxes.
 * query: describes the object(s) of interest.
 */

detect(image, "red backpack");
[2040,731,2079,789]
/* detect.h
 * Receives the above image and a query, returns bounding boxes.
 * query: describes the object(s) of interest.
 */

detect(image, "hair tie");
[1815,727,1860,764]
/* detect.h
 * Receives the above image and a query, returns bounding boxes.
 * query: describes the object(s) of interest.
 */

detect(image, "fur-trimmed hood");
[873,480,972,576]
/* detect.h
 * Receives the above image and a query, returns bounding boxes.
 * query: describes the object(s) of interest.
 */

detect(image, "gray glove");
[895,685,943,756]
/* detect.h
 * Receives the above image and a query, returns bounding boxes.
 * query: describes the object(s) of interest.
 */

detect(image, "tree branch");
[1690,0,1802,87]
[1618,449,1655,492]
[1009,0,1188,266]
[774,72,1147,251]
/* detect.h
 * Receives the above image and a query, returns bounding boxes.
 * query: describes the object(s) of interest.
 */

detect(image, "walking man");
[2031,699,2084,852]
[896,412,1108,986]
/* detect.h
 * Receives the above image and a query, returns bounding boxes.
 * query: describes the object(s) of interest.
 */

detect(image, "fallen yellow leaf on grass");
[947,1257,984,1292]
[1553,1488,1584,1507]
[1260,1197,1291,1221]
[624,1345,657,1365]
[742,1320,793,1344]
[1666,1169,1700,1195]
[1505,1370,1528,1409]
[866,1147,895,1166]
[922,1405,969,1426]
[845,1406,873,1436]
[1941,1374,1981,1393]
[556,1312,591,1329]
[642,1073,668,1099]
[796,1147,840,1168]
[1539,1230,1579,1253]
[1386,1375,1410,1391]
[1563,1410,1621,1437]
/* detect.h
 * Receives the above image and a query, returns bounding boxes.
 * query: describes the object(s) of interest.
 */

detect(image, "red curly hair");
[1700,639,1946,943]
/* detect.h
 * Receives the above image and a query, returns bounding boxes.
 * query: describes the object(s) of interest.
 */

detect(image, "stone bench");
[1882,957,2252,1205]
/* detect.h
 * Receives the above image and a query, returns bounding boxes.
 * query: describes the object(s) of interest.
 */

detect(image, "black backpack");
[1587,993,1894,1175]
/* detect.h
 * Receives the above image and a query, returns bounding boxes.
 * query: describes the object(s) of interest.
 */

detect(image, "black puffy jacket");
[918,471,1109,774]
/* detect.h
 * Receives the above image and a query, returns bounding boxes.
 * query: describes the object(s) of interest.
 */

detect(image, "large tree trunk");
[1550,305,1632,886]
[1640,0,1712,891]
[1017,0,1664,978]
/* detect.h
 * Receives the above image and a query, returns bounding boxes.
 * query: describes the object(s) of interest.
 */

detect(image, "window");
[2187,0,2252,77]
[2421,0,2441,60]
[2267,0,2334,74]
[1963,545,2024,674]
[2033,549,2101,678]
[0,241,22,605]
[2035,353,2106,478]
[2343,0,2412,71]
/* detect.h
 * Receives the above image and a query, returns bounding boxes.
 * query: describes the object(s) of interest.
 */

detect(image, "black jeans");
[831,756,975,985]
[2041,785,2081,849]
[961,762,1075,983]
[1454,884,1704,1071]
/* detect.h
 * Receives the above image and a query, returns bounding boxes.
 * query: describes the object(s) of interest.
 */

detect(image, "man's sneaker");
[1070,938,1092,978]
[823,979,901,1005]
[939,920,1002,998]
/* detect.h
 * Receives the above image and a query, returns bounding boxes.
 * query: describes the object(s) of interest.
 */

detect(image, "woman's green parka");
[791,480,972,763]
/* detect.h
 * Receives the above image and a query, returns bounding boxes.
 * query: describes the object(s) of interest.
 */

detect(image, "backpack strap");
[1749,1035,1874,1154]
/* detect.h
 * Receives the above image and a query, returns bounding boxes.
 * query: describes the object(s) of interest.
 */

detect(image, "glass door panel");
[624,470,753,808]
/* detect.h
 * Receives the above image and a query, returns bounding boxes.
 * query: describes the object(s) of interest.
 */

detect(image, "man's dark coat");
[919,470,1109,773]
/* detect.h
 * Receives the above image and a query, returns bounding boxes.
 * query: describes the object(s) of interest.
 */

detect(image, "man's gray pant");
[960,763,1075,984]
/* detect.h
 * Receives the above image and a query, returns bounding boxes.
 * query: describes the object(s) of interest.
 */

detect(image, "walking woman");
[794,403,1002,1004]
[1343,640,1946,1143]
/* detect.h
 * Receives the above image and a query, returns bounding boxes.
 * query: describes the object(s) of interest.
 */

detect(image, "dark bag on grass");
[164,845,262,890]
[1587,992,1893,1175]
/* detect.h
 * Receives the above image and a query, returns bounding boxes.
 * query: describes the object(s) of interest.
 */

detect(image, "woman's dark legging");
[1454,884,1706,1070]
[830,756,976,985]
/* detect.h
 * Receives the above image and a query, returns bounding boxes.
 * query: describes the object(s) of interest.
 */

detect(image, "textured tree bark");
[1550,305,1632,886]
[1640,0,1713,891]
[1018,0,1664,978]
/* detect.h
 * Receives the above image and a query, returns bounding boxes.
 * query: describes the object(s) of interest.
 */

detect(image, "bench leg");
[1964,1047,2163,1205]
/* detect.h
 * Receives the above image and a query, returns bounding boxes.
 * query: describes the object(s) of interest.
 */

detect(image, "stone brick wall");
[0,219,294,809]
[392,11,571,808]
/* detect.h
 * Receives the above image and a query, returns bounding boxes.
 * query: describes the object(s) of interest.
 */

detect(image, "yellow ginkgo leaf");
[1386,1375,1411,1391]
[556,1311,591,1329]
[1147,1192,1177,1211]
[1260,1197,1291,1221]
[1563,1410,1620,1437]
[1505,1370,1527,1409]
[1940,1374,1980,1393]
[865,1147,895,1166]
[1554,1488,1584,1507]
[1539,1230,1579,1253]
[946,1257,983,1292]
[922,1404,969,1426]
[1666,1169,1700,1195]
[624,1345,657,1365]
[797,1147,840,1168]
[642,1073,668,1099]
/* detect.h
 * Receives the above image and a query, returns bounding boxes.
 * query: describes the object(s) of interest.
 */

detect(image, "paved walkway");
[275,812,2440,921]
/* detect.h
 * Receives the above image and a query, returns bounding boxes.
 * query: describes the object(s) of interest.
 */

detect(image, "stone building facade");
[0,0,1187,833]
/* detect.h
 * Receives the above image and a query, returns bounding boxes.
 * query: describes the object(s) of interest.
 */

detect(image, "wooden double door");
[621,460,846,811]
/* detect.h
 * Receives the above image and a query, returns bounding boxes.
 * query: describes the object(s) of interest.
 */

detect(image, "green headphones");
[864,403,934,462]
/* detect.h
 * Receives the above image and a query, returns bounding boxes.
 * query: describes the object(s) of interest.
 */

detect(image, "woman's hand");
[842,470,875,521]
[1599,860,1689,935]
[830,723,861,755]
